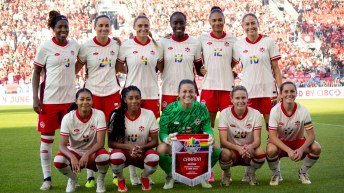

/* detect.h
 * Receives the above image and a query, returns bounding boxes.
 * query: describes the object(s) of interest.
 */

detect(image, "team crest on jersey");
[260,47,265,53]
[40,121,45,128]
[70,50,75,56]
[83,134,89,142]
[168,47,173,50]
[200,99,206,104]
[133,51,138,54]
[278,122,284,129]
[224,42,230,47]
[295,121,300,127]
[54,53,60,56]
[93,52,99,55]
[162,101,167,107]
[243,50,248,53]
[185,47,190,52]
[90,125,95,130]
[150,50,155,55]
[230,124,236,128]
[139,126,144,132]
[207,42,212,45]
[246,123,252,129]
[110,51,115,55]
[173,121,180,125]
[194,119,201,125]
[74,129,80,133]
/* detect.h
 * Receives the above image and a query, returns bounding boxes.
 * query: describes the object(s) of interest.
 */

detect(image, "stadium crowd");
[0,0,343,94]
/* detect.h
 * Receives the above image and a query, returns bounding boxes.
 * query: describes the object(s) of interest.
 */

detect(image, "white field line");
[313,122,344,128]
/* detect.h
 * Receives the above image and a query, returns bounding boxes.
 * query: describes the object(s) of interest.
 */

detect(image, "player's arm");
[271,60,282,90]
[75,60,84,74]
[219,129,243,153]
[156,60,164,73]
[295,126,316,161]
[59,131,81,173]
[32,65,42,114]
[159,109,171,143]
[115,60,127,74]
[268,129,294,159]
[139,131,159,151]
[194,60,204,77]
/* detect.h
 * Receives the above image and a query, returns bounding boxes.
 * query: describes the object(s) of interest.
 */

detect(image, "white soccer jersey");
[78,37,121,96]
[117,37,163,99]
[60,108,107,154]
[108,108,159,145]
[160,34,202,95]
[233,34,281,98]
[199,32,237,91]
[218,107,262,146]
[269,102,314,141]
[34,38,80,104]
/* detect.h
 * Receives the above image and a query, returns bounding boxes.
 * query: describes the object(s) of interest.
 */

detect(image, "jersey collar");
[52,37,68,47]
[134,36,151,46]
[172,34,189,42]
[76,109,93,123]
[125,108,141,121]
[210,31,226,39]
[245,34,263,44]
[281,102,297,117]
[93,37,111,47]
[231,107,248,120]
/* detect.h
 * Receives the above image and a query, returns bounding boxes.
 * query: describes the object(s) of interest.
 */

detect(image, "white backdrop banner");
[296,87,344,99]
[0,94,33,106]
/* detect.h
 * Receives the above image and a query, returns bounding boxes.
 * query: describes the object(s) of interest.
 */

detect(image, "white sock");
[129,165,138,178]
[87,169,95,179]
[40,141,53,179]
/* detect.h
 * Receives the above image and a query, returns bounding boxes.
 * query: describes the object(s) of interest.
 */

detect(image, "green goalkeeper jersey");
[159,101,213,142]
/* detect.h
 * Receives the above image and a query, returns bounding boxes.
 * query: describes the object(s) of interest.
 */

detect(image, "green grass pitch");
[0,99,344,192]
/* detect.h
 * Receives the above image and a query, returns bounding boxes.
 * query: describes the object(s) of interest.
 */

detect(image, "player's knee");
[310,141,321,155]
[220,148,231,162]
[156,143,170,154]
[110,149,126,165]
[266,143,278,158]
[95,149,110,165]
[53,153,69,169]
[144,150,159,167]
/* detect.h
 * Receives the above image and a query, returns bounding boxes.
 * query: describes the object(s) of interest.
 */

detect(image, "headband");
[52,15,68,28]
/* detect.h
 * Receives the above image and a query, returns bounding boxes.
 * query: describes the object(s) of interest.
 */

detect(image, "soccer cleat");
[298,172,311,184]
[220,175,232,187]
[113,176,118,186]
[241,175,249,182]
[66,178,77,193]
[208,170,215,183]
[117,179,128,192]
[85,177,95,188]
[201,180,212,188]
[163,176,175,189]
[270,174,280,186]
[278,171,283,182]
[40,178,52,191]
[130,176,141,186]
[96,179,106,193]
[247,171,258,186]
[141,177,151,191]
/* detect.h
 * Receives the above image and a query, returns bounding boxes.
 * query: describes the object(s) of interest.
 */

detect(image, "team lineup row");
[31,6,320,193]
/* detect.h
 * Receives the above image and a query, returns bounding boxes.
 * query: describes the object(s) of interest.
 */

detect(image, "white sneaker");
[247,171,258,186]
[220,175,232,187]
[299,173,311,184]
[270,174,279,186]
[40,180,52,191]
[278,171,283,182]
[130,176,141,186]
[149,176,155,185]
[200,180,212,188]
[96,179,106,193]
[163,176,175,189]
[241,175,249,182]
[66,178,76,193]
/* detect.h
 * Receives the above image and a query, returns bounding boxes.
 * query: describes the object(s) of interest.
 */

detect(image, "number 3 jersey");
[218,107,262,146]
[269,102,313,141]
[77,37,121,96]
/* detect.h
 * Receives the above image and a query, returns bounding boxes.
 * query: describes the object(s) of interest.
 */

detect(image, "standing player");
[233,13,283,181]
[53,88,110,193]
[157,79,221,189]
[115,13,162,185]
[267,82,321,186]
[160,12,203,111]
[76,15,121,187]
[108,86,160,192]
[218,86,265,186]
[32,10,80,191]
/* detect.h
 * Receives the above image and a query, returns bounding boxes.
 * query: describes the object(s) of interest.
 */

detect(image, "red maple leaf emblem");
[207,42,212,45]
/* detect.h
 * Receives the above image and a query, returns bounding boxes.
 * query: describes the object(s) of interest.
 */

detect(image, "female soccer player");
[108,86,159,192]
[233,13,283,181]
[53,88,110,193]
[32,10,80,191]
[218,85,265,186]
[157,79,221,189]
[116,14,163,118]
[76,15,122,187]
[267,82,321,186]
[159,12,203,111]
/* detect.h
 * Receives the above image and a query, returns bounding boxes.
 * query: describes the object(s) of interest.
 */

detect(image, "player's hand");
[79,153,89,168]
[287,150,297,161]
[112,37,122,45]
[164,33,172,39]
[207,134,214,145]
[33,97,41,114]
[164,132,178,145]
[294,148,304,161]
[200,66,207,76]
[70,155,80,173]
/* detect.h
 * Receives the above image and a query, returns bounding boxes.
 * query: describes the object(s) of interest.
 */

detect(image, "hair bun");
[211,6,222,12]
